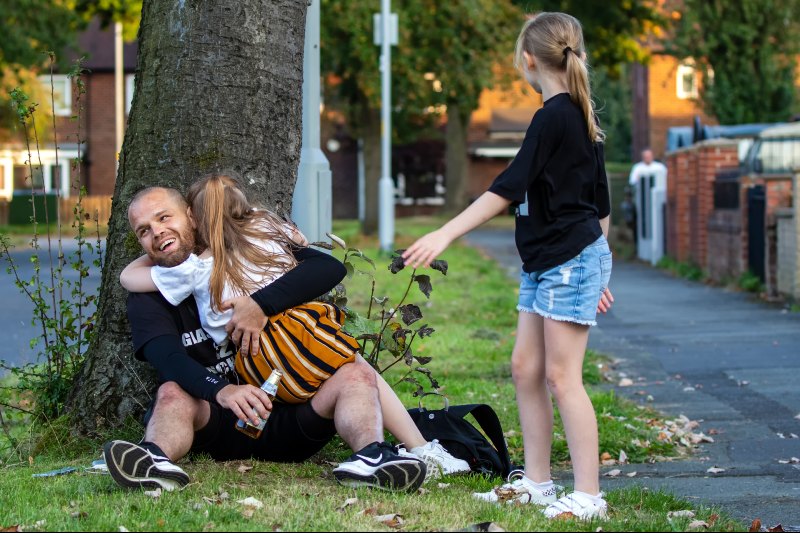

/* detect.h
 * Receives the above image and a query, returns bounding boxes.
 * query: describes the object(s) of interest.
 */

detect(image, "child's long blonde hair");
[187,173,299,311]
[514,12,604,143]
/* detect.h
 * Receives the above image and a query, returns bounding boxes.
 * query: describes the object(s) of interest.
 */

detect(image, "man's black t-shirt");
[488,92,611,272]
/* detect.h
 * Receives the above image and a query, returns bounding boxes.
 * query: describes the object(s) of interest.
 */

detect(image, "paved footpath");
[466,228,800,528]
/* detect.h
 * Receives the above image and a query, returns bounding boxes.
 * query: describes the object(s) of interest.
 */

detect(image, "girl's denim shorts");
[518,235,612,326]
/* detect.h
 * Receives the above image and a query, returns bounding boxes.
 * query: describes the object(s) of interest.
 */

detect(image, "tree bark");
[67,0,308,435]
[444,107,471,214]
[360,107,381,236]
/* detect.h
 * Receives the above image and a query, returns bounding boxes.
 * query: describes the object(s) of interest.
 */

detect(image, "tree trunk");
[67,0,308,435]
[444,107,471,214]
[360,107,381,236]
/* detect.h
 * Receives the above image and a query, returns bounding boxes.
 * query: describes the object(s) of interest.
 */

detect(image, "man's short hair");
[128,187,188,226]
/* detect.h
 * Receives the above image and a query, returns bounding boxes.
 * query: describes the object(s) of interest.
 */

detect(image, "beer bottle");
[235,368,283,439]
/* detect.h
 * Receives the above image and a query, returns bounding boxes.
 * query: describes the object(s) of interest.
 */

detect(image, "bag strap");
[447,403,512,476]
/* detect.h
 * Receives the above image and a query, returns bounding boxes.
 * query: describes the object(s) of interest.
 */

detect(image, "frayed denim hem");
[517,305,537,314]
[531,304,596,327]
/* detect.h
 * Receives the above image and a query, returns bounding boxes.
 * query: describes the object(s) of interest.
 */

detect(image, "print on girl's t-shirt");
[517,192,529,217]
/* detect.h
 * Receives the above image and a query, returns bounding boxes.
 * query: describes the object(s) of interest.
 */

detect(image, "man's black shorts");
[146,400,337,462]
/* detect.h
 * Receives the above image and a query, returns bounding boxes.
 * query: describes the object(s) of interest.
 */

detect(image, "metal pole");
[114,22,124,162]
[378,0,395,252]
[293,0,332,244]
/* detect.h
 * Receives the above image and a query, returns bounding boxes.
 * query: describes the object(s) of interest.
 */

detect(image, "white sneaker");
[408,440,471,478]
[473,476,559,505]
[102,440,190,491]
[543,491,608,520]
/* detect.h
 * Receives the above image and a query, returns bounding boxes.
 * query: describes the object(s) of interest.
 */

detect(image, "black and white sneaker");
[102,440,190,491]
[332,441,426,492]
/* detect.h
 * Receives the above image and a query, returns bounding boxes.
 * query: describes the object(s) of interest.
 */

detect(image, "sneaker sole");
[334,460,426,492]
[102,441,189,492]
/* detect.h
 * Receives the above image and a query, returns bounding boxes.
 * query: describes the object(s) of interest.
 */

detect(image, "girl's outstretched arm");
[120,254,158,292]
[403,191,512,268]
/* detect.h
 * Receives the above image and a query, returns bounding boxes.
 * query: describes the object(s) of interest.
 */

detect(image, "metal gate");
[747,185,766,281]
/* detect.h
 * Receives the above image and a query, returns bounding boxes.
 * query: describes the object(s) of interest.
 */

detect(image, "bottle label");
[261,381,278,397]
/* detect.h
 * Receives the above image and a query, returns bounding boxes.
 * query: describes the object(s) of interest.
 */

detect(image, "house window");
[126,74,136,115]
[676,64,698,100]
[38,75,72,116]
[13,165,44,192]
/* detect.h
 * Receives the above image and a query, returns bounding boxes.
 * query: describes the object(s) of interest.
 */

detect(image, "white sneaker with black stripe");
[103,440,190,491]
[333,441,426,492]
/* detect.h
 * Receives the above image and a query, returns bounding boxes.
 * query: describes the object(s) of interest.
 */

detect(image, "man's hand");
[215,384,273,425]
[221,295,267,356]
[597,287,614,314]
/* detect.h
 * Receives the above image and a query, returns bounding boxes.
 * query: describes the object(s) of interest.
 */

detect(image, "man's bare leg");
[144,381,211,461]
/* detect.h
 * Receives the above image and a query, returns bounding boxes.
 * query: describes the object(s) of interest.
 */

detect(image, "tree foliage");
[668,0,800,124]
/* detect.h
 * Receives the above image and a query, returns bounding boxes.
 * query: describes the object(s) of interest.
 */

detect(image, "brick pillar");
[794,172,800,300]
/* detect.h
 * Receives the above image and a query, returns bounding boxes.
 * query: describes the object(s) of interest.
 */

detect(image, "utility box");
[635,171,668,265]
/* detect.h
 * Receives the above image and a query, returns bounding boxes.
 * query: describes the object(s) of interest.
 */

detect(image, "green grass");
[656,256,706,282]
[0,218,744,531]
[737,271,764,294]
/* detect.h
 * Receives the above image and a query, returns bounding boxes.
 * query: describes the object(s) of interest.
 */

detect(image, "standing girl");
[121,173,470,479]
[403,12,613,519]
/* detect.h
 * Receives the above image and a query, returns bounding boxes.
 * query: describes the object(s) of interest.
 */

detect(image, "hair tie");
[563,46,572,56]
[561,46,573,67]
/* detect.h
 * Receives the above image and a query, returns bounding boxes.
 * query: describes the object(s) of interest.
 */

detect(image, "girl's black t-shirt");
[488,92,611,273]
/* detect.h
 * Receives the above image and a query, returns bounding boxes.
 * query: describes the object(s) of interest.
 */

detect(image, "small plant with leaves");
[314,235,447,398]
[0,57,102,459]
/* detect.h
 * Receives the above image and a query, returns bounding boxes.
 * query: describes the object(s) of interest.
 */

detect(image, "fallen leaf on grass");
[337,497,358,512]
[706,466,725,474]
[626,471,638,478]
[0,526,21,532]
[619,450,628,464]
[767,525,785,532]
[749,519,762,532]
[618,378,634,387]
[417,488,429,495]
[202,523,216,532]
[667,510,696,520]
[707,514,719,527]
[437,483,451,489]
[119,527,129,533]
[144,488,162,499]
[237,464,254,474]
[687,520,710,530]
[374,514,404,528]
[777,457,800,464]
[357,507,379,517]
[237,497,264,511]
[603,469,621,478]
[70,512,88,520]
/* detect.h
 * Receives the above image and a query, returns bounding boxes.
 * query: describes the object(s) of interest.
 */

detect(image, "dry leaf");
[237,464,254,474]
[119,528,130,533]
[687,520,709,530]
[144,488,162,499]
[460,523,506,532]
[202,523,216,532]
[0,527,21,532]
[667,510,696,520]
[767,525,785,532]
[618,378,634,387]
[626,471,638,478]
[337,497,358,511]
[749,519,762,532]
[603,469,621,477]
[601,459,617,466]
[619,450,628,464]
[70,512,88,520]
[374,514,404,528]
[437,483,451,489]
[600,452,613,461]
[706,466,725,474]
[417,488,430,495]
[708,514,719,527]
[241,508,255,519]
[237,497,264,509]
[357,507,379,517]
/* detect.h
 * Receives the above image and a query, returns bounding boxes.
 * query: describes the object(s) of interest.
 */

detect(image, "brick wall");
[647,55,716,158]
[776,208,796,296]
[665,139,739,268]
[85,73,119,196]
[707,209,743,282]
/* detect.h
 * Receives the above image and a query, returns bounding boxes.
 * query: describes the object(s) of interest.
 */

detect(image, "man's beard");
[151,227,196,268]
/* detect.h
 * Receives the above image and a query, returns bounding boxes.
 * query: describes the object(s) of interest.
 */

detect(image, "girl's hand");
[597,287,614,314]
[402,230,452,269]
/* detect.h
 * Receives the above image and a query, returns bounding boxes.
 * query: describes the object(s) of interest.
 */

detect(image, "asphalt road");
[0,239,103,370]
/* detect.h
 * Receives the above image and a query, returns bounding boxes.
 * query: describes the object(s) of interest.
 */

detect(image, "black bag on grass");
[407,395,513,478]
